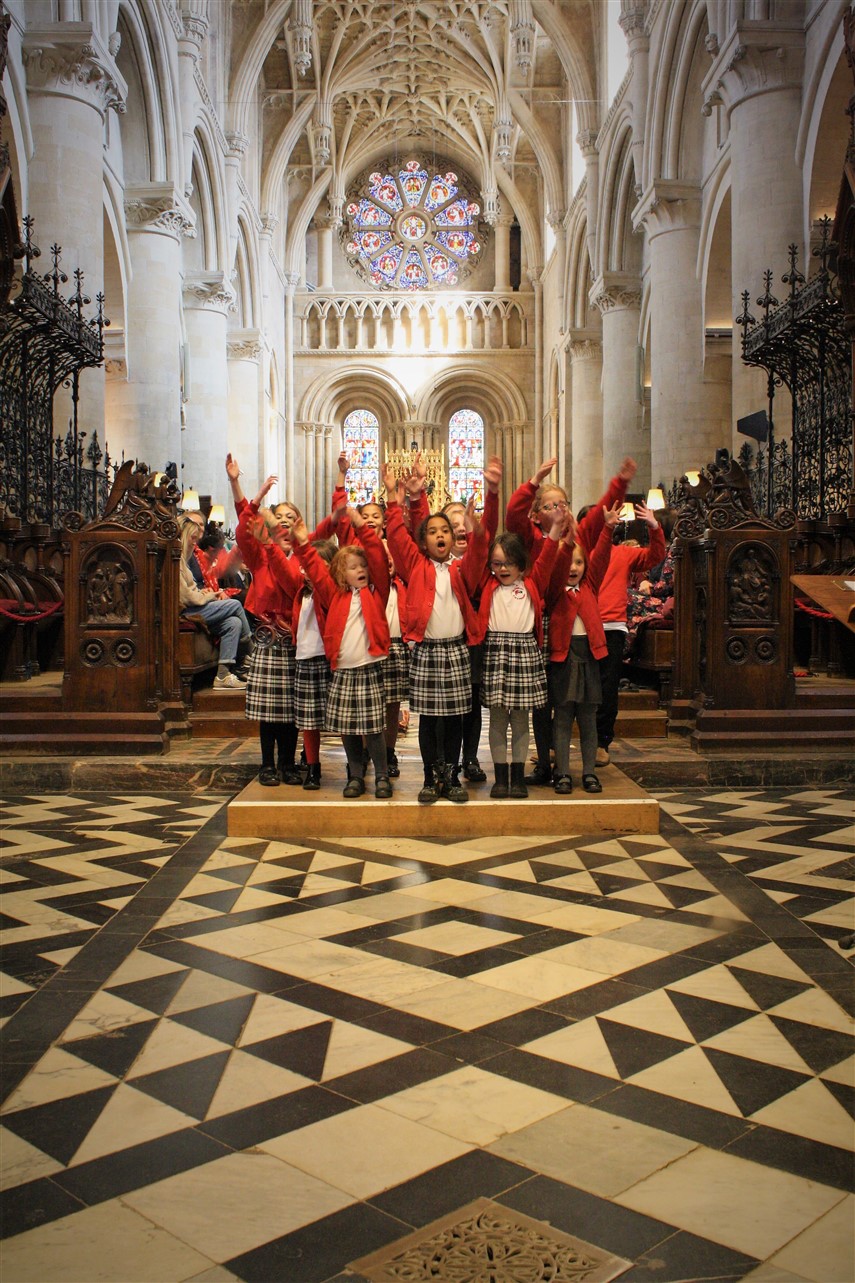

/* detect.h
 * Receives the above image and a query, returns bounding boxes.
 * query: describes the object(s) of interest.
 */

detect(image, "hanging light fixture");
[208,504,226,526]
[646,488,666,510]
[180,488,200,510]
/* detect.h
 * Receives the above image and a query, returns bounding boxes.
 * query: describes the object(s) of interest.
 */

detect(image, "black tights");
[342,732,386,782]
[418,713,464,779]
[259,721,298,770]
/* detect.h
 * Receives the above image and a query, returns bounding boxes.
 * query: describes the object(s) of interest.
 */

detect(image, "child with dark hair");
[476,527,558,798]
[383,463,490,804]
[290,511,392,799]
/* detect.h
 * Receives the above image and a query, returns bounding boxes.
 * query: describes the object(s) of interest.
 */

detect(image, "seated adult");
[179,513,251,689]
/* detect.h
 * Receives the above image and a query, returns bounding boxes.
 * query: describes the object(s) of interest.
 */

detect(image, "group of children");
[206,448,661,802]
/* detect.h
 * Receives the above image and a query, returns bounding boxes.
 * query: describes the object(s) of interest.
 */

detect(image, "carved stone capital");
[589,272,642,314]
[576,128,598,158]
[702,22,805,116]
[226,131,249,158]
[179,0,209,48]
[183,271,236,314]
[260,213,280,236]
[567,333,602,362]
[124,183,196,240]
[618,0,649,44]
[633,180,701,237]
[22,25,127,116]
[227,328,263,361]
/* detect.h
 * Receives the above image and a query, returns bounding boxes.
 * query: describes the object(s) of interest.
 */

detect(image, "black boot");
[509,762,528,798]
[490,763,509,799]
[303,763,321,791]
[418,764,441,804]
[440,763,469,803]
[386,746,400,778]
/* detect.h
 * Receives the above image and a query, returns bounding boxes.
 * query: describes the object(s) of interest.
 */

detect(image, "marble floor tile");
[389,975,535,1029]
[394,921,518,954]
[488,1101,699,1197]
[0,1127,63,1191]
[767,1194,855,1282]
[470,954,606,1002]
[1,1046,118,1114]
[614,1146,846,1258]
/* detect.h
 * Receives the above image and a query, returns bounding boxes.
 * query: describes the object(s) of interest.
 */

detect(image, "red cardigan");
[235,503,302,625]
[506,471,627,564]
[597,526,666,624]
[385,501,488,644]
[292,526,390,670]
[475,536,559,648]
[544,524,615,662]
[315,487,431,547]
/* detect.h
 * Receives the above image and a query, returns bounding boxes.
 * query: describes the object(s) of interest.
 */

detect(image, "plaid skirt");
[245,629,295,722]
[481,631,548,710]
[549,635,602,707]
[381,637,410,702]
[294,654,331,729]
[325,662,386,735]
[409,634,471,716]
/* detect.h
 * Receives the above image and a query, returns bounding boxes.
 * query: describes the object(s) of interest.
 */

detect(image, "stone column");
[528,266,544,461]
[107,184,194,473]
[177,1,208,196]
[577,129,599,273]
[635,181,728,485]
[619,0,649,195]
[224,131,249,273]
[227,329,263,500]
[23,24,127,437]
[493,214,512,291]
[182,272,235,502]
[316,218,334,290]
[704,21,805,442]
[567,334,604,511]
[590,272,645,482]
[284,272,300,500]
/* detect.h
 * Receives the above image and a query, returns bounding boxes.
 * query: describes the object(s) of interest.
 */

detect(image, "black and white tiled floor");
[0,784,852,1283]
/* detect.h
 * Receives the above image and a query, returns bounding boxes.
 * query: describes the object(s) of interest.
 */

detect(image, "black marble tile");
[724,1121,855,1193]
[701,1046,811,1116]
[823,1078,855,1120]
[498,1175,675,1260]
[61,1017,159,1079]
[199,1084,355,1149]
[503,927,586,955]
[540,979,649,1022]
[130,1050,231,1119]
[226,1200,410,1283]
[243,1021,333,1078]
[171,994,256,1046]
[485,1048,617,1104]
[475,1007,569,1044]
[618,1230,758,1282]
[323,1047,458,1104]
[590,1082,754,1149]
[53,1126,233,1205]
[726,964,813,1011]
[105,970,190,1017]
[665,988,756,1043]
[357,1007,457,1044]
[143,940,306,996]
[0,1177,85,1240]
[615,954,711,991]
[1,1085,117,1165]
[428,946,523,977]
[596,1018,691,1079]
[426,1031,508,1064]
[370,1149,535,1228]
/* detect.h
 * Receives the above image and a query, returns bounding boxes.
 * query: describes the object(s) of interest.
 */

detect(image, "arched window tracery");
[343,409,380,504]
[448,408,484,509]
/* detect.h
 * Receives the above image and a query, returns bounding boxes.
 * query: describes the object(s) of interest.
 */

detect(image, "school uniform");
[381,575,410,703]
[291,585,331,730]
[477,538,557,711]
[236,508,301,723]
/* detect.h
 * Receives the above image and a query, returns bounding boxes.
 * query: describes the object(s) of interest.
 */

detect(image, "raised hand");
[465,494,483,537]
[330,499,348,527]
[382,462,398,499]
[248,515,268,545]
[290,517,310,546]
[347,504,365,530]
[530,456,558,487]
[635,501,658,528]
[411,451,427,488]
[483,455,502,493]
[336,450,349,483]
[226,453,240,481]
[603,499,622,530]
[252,475,277,507]
[618,457,637,482]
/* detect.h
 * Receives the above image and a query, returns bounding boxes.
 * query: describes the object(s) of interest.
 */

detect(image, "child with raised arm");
[383,463,489,804]
[545,501,621,795]
[290,509,393,798]
[476,515,559,799]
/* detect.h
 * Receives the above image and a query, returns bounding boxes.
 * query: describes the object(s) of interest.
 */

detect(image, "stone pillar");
[493,214,512,291]
[177,1,208,195]
[22,24,127,437]
[284,272,300,500]
[619,0,649,195]
[591,273,646,482]
[577,129,599,273]
[635,181,727,485]
[316,219,334,290]
[108,184,194,473]
[528,266,544,461]
[227,329,263,500]
[224,131,249,273]
[182,272,234,502]
[568,334,604,512]
[704,21,805,442]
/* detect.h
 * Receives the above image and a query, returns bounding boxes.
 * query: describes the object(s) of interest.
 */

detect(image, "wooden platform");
[227,765,659,838]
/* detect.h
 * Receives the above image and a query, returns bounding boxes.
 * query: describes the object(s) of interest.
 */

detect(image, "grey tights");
[488,706,530,765]
[553,700,597,776]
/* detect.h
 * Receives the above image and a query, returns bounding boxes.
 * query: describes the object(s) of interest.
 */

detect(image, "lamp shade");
[684,470,701,487]
[619,502,635,522]
[208,504,226,525]
[180,488,200,510]
[646,487,666,510]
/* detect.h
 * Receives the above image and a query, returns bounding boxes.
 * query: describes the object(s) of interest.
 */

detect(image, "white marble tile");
[750,1077,855,1149]
[0,1199,215,1282]
[0,1128,63,1191]
[60,990,159,1042]
[769,1194,855,1282]
[470,954,604,1001]
[602,919,722,952]
[615,1146,845,1258]
[378,1064,568,1146]
[628,1045,742,1117]
[395,921,518,954]
[0,971,34,997]
[523,1018,620,1078]
[600,989,696,1043]
[179,921,307,958]
[246,937,369,979]
[539,936,668,975]
[123,1151,353,1260]
[164,969,255,1015]
[396,876,500,906]
[665,963,762,1010]
[126,1018,229,1079]
[1,1047,118,1115]
[70,1084,196,1166]
[236,993,329,1047]
[767,988,851,1033]
[261,1101,472,1197]
[205,1050,312,1118]
[391,975,534,1029]
[319,1021,413,1080]
[702,1014,814,1074]
[489,1101,699,1196]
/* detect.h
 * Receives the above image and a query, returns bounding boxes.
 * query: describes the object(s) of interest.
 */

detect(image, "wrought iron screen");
[0,218,115,528]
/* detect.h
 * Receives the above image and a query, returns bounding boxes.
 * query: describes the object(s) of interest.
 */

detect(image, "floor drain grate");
[350,1197,632,1282]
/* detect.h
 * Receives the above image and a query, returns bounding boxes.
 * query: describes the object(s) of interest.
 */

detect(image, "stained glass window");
[343,410,380,505]
[343,158,484,291]
[448,409,484,509]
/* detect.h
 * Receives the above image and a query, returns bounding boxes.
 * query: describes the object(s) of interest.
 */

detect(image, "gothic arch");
[597,124,639,276]
[417,365,528,425]
[116,0,181,184]
[646,0,708,183]
[299,365,411,426]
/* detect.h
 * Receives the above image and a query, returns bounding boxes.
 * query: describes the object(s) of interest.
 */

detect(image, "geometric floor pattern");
[1,786,852,1283]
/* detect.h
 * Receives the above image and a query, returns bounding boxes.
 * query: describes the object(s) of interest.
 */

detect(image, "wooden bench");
[178,615,220,704]
[628,625,674,706]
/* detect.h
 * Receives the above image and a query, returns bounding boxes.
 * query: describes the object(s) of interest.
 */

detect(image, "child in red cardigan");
[545,502,621,794]
[290,510,392,798]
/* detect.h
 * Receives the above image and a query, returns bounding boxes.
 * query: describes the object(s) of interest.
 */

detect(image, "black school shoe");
[463,758,487,783]
[386,749,400,778]
[525,762,553,786]
[258,766,280,787]
[554,775,573,795]
[343,776,365,798]
[375,775,393,799]
[582,773,602,793]
[279,763,304,785]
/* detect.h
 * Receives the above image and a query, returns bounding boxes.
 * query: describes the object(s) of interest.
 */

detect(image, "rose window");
[343,159,484,290]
